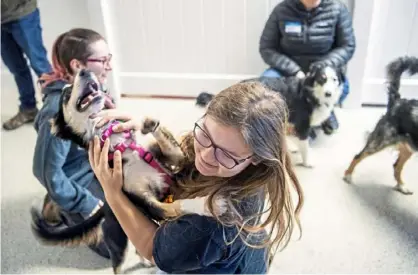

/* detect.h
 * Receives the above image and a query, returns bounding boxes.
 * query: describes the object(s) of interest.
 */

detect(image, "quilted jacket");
[259,0,356,76]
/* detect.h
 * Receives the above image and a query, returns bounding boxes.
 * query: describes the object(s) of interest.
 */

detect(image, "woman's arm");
[259,6,302,76]
[88,137,158,261]
[315,3,356,69]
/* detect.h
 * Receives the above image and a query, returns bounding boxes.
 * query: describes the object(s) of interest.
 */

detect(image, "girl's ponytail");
[39,32,70,87]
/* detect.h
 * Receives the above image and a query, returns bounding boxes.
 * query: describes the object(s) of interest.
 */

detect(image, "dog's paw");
[136,252,155,268]
[140,117,160,135]
[297,161,314,168]
[343,173,353,184]
[394,184,413,195]
[212,197,228,217]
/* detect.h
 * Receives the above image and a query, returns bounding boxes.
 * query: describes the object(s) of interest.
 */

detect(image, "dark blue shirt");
[152,214,268,274]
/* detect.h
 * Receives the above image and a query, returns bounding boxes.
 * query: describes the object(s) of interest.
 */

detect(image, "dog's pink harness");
[100,121,173,191]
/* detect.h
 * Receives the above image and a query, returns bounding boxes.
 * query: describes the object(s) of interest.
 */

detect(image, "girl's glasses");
[87,54,112,66]
[193,121,252,169]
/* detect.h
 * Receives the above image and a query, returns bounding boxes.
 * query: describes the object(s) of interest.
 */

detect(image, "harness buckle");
[142,151,154,164]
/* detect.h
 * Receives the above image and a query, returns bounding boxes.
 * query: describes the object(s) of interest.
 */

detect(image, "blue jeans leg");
[338,77,350,106]
[261,68,282,78]
[1,8,52,110]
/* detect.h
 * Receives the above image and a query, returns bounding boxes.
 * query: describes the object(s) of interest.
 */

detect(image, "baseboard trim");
[361,103,387,108]
[121,94,197,100]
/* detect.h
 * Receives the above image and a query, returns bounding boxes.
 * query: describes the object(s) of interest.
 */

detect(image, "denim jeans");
[1,8,52,110]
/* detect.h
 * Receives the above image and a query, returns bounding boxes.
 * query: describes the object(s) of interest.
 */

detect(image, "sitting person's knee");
[261,68,281,78]
[339,77,350,105]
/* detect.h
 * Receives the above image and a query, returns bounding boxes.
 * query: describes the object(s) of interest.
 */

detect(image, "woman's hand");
[93,109,142,133]
[88,136,123,198]
[94,109,133,128]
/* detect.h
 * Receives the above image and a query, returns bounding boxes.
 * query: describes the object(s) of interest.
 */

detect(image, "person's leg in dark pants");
[12,9,52,77]
[1,8,52,130]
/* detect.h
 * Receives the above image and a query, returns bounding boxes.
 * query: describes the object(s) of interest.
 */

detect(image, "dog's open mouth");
[76,81,101,112]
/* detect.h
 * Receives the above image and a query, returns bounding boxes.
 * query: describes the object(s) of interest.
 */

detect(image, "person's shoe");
[2,108,38,130]
[322,123,335,135]
[195,91,214,107]
[321,111,339,135]
[309,128,318,140]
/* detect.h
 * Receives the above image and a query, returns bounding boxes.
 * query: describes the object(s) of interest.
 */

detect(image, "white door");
[361,0,418,106]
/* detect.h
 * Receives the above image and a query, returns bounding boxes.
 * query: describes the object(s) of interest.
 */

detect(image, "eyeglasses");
[87,54,112,66]
[193,121,252,169]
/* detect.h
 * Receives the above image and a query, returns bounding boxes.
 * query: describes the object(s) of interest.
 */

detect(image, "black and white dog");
[196,65,344,167]
[343,56,418,195]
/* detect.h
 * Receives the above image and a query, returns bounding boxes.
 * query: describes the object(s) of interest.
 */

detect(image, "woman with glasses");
[89,81,304,273]
[33,28,115,259]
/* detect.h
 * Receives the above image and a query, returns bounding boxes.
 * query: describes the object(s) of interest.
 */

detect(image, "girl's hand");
[94,109,133,128]
[88,136,123,197]
[93,110,142,134]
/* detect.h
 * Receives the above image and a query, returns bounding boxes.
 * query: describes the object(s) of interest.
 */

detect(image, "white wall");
[111,0,282,97]
[2,0,417,108]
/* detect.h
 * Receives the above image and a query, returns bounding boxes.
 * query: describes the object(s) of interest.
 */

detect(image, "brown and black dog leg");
[141,117,185,170]
[343,149,373,184]
[343,119,401,184]
[393,143,413,195]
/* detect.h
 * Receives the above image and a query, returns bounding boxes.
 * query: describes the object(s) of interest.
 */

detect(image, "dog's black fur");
[344,56,418,194]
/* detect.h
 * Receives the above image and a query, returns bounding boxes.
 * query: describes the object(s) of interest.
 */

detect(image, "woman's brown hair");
[40,28,104,87]
[174,81,304,267]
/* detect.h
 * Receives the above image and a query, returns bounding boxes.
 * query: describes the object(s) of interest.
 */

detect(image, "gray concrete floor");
[1,87,418,273]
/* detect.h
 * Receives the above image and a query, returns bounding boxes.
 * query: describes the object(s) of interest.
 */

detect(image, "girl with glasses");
[90,81,304,273]
[33,28,115,259]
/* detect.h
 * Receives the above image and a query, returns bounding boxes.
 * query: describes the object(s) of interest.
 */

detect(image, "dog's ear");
[61,85,73,102]
[303,71,316,88]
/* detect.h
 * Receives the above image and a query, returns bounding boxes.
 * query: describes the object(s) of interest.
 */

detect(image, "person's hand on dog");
[104,94,116,109]
[295,71,306,79]
[88,136,123,198]
[309,61,327,71]
[93,109,143,134]
[93,109,135,129]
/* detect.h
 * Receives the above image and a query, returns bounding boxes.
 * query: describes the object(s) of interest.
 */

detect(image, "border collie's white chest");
[310,105,333,127]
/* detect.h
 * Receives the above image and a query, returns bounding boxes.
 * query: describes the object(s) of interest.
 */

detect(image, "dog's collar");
[99,120,174,189]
